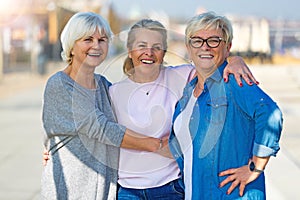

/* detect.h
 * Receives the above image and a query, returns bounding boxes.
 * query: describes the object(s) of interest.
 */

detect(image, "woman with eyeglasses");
[109,19,259,199]
[169,12,283,199]
[41,14,259,199]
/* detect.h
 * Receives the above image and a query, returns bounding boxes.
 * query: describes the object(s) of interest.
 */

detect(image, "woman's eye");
[194,40,203,44]
[99,38,108,42]
[137,44,146,48]
[153,46,162,51]
[84,38,93,42]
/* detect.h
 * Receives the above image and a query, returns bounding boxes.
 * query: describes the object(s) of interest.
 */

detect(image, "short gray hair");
[60,12,113,64]
[185,12,233,45]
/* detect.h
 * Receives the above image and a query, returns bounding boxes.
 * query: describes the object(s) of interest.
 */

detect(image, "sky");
[109,0,300,21]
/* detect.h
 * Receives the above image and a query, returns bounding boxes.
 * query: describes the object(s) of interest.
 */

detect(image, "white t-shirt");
[173,91,197,200]
[109,64,194,189]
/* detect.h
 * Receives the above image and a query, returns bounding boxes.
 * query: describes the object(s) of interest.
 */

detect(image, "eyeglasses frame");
[189,36,225,48]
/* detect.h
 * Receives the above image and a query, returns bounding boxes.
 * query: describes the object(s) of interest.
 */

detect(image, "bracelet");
[159,138,163,149]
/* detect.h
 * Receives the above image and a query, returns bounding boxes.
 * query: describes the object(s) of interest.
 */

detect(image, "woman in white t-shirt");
[109,19,258,200]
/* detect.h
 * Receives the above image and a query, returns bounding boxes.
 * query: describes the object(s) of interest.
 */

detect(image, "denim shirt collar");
[189,60,227,87]
[210,60,228,83]
[180,60,228,110]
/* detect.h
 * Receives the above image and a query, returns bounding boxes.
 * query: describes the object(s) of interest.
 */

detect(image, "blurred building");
[1,1,300,79]
[229,16,272,64]
[0,0,121,76]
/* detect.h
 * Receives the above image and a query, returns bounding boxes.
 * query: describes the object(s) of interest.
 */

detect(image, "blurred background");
[1,0,300,77]
[0,0,299,199]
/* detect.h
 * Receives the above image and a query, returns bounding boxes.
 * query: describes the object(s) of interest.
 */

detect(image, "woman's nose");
[144,47,154,56]
[92,40,101,48]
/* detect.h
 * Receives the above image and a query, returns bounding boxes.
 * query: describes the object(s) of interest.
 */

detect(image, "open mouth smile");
[199,54,213,59]
[87,53,102,57]
[141,59,155,64]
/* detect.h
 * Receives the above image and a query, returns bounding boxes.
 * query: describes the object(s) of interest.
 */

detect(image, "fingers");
[219,165,256,197]
[232,73,243,87]
[43,150,50,166]
[241,73,252,86]
[242,65,259,85]
[219,168,236,176]
[226,180,240,195]
[219,170,236,188]
[219,176,232,188]
[239,183,246,197]
[223,70,230,83]
[221,176,244,196]
[233,72,259,87]
[245,72,258,85]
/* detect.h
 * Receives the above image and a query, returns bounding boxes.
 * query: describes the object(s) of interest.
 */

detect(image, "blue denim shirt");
[169,61,283,199]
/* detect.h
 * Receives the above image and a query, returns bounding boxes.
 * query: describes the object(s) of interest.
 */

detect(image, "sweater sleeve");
[42,73,77,136]
[71,76,125,147]
[42,72,125,148]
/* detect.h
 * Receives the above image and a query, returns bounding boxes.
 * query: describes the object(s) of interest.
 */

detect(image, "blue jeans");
[117,178,184,200]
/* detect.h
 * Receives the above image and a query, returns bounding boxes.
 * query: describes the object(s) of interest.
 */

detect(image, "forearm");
[251,155,270,171]
[121,128,161,152]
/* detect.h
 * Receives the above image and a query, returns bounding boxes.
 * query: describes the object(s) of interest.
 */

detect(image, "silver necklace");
[137,82,157,95]
[131,74,160,96]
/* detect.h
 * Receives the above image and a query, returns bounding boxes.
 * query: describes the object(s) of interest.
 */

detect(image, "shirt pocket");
[205,97,228,125]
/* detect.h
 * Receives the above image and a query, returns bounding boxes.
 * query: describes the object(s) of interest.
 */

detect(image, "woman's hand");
[218,164,261,196]
[43,149,50,166]
[156,135,174,159]
[224,56,259,86]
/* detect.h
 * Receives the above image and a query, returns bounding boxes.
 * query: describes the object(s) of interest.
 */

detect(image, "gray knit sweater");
[41,71,125,200]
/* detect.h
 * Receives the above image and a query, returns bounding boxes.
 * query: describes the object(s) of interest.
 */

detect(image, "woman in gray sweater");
[41,11,259,199]
[41,12,164,200]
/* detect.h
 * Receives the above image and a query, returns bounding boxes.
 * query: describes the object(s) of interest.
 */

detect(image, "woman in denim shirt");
[169,12,283,200]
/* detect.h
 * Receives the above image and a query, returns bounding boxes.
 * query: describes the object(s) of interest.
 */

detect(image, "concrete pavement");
[0,63,299,199]
[251,65,300,199]
[0,72,45,200]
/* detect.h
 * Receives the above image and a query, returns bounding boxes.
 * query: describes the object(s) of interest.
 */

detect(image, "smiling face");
[128,28,165,77]
[71,29,109,69]
[186,28,231,77]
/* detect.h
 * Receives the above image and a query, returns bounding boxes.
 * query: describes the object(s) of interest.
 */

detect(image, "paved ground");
[250,64,300,199]
[0,62,299,199]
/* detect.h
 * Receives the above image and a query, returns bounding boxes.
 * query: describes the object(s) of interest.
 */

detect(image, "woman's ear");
[227,42,232,51]
[226,42,232,57]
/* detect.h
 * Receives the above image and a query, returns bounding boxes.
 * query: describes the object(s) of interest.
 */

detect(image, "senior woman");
[41,12,165,199]
[110,18,262,200]
[169,12,283,199]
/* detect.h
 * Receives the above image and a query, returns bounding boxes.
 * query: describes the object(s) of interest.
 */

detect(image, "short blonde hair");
[60,12,113,64]
[185,12,233,45]
[123,19,167,76]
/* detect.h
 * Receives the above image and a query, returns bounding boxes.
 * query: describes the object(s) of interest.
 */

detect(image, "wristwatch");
[249,161,264,173]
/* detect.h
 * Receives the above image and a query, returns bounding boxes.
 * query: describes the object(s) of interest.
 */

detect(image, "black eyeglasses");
[189,36,224,48]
